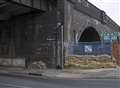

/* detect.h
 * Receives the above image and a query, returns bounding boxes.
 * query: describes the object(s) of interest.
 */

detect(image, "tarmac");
[0,67,120,79]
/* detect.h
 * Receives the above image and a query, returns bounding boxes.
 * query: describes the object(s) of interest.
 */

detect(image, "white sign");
[84,45,92,53]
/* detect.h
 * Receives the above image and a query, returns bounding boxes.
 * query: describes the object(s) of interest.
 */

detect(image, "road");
[0,75,119,88]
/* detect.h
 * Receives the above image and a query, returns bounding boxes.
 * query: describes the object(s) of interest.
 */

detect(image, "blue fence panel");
[68,42,112,55]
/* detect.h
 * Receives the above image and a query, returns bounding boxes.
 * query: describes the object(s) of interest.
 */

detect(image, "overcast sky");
[88,0,120,26]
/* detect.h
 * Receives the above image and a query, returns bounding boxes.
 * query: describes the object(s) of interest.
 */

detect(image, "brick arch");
[78,27,101,42]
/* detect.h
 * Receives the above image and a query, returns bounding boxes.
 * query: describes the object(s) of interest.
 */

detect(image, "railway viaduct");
[0,0,119,68]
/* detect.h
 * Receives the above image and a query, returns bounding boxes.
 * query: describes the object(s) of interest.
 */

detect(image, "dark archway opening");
[79,27,100,42]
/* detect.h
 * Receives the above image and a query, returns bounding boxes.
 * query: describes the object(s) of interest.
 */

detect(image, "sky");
[88,0,120,26]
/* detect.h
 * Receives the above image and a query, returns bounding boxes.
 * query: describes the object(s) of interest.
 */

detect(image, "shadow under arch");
[79,27,101,42]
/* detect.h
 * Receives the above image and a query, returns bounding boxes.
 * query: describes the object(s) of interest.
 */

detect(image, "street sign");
[101,32,120,41]
[101,32,110,41]
[111,32,117,40]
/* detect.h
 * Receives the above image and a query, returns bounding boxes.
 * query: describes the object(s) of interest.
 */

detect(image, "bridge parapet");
[2,0,57,12]
[68,0,102,21]
[102,13,120,31]
[68,0,120,30]
[11,0,48,11]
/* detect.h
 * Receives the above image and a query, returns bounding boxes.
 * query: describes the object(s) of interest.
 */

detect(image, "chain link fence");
[66,41,112,56]
[64,41,115,69]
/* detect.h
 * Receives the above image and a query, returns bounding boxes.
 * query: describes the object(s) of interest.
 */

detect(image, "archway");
[79,27,100,42]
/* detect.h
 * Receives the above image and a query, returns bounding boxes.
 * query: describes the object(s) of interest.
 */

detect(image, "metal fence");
[66,41,112,56]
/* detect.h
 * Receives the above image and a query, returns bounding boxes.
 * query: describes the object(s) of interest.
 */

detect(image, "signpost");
[101,32,120,41]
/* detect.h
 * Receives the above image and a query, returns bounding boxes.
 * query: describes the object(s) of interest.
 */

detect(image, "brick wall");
[112,43,120,66]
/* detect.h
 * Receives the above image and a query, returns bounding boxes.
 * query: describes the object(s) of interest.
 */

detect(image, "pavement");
[0,67,120,79]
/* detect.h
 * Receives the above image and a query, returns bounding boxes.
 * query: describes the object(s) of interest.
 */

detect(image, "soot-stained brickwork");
[0,0,119,68]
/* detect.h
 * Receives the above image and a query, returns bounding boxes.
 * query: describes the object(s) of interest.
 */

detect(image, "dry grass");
[65,55,116,69]
[29,61,47,69]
